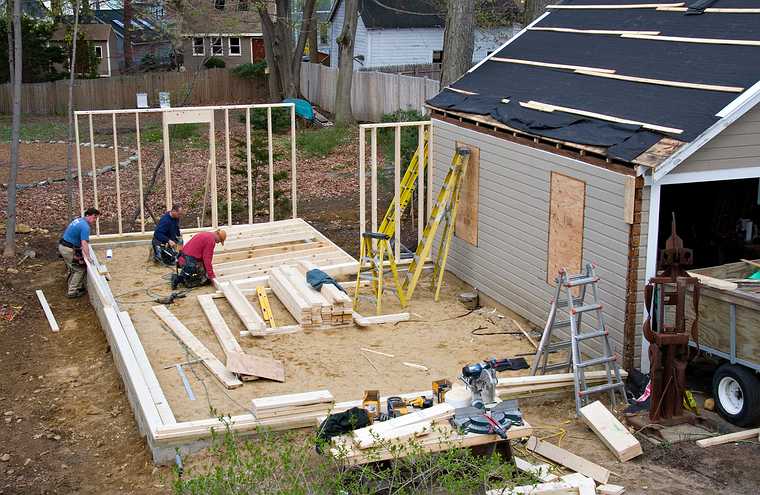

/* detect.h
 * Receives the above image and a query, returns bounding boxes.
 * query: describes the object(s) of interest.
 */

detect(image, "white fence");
[300,63,441,121]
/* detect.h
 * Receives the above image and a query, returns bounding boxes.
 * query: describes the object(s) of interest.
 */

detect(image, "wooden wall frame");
[74,103,297,237]
[547,172,586,284]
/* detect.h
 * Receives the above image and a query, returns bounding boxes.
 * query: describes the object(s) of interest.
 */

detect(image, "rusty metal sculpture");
[642,214,700,423]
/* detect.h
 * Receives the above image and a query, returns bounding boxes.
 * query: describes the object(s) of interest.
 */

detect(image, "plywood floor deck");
[101,245,536,423]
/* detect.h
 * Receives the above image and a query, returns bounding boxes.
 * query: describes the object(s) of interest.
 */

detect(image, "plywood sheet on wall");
[455,142,479,246]
[547,172,586,284]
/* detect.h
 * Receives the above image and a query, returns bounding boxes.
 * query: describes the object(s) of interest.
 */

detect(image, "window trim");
[210,36,223,56]
[192,37,205,56]
[228,36,241,56]
[94,45,103,59]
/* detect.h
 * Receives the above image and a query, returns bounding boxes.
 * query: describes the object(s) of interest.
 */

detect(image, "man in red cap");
[172,229,227,289]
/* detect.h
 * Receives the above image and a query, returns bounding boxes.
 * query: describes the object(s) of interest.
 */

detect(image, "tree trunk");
[523,0,552,25]
[124,0,134,71]
[290,0,316,97]
[334,0,358,126]
[65,0,81,222]
[3,0,22,258]
[440,0,475,88]
[258,9,283,100]
[308,7,319,64]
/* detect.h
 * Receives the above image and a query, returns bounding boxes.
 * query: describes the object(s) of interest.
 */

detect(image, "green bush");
[172,420,536,494]
[296,126,351,158]
[141,123,201,143]
[238,107,291,134]
[379,110,426,169]
[231,61,267,79]
[204,57,226,69]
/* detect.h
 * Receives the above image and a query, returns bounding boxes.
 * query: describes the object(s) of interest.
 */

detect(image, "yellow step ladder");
[354,232,408,315]
[377,133,429,239]
[401,147,470,302]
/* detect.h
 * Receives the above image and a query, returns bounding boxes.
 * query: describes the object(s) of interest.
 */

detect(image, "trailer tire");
[712,363,760,427]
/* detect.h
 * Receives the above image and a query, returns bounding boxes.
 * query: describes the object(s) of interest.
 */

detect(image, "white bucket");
[444,384,472,408]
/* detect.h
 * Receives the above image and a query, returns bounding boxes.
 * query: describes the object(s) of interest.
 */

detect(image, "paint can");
[458,291,479,310]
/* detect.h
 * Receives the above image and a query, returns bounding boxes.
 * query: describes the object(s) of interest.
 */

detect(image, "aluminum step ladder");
[531,263,626,415]
[401,147,470,302]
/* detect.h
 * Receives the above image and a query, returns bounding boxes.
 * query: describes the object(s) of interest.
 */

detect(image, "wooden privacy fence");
[300,63,440,121]
[0,69,266,115]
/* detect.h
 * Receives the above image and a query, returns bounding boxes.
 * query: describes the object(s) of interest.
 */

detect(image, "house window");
[318,22,329,45]
[229,37,241,56]
[215,0,225,10]
[432,50,443,64]
[94,45,103,59]
[238,0,249,10]
[211,37,223,56]
[192,37,204,56]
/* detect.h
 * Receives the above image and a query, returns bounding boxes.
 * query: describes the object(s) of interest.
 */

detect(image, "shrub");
[231,61,267,79]
[141,123,200,143]
[378,109,426,169]
[238,107,291,134]
[296,126,351,158]
[204,57,226,69]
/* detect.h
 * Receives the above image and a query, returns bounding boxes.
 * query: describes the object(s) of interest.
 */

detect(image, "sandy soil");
[102,241,536,422]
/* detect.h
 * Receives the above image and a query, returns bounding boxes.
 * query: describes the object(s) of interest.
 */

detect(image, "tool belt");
[59,239,76,249]
[59,238,85,266]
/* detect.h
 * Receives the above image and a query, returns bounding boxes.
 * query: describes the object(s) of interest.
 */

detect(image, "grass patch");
[296,126,352,158]
[0,117,68,143]
[172,420,536,494]
[141,123,207,148]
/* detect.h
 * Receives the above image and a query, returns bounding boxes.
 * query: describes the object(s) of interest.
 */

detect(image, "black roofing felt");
[427,0,760,162]
[359,0,444,29]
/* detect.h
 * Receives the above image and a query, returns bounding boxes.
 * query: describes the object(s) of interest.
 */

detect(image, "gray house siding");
[431,118,635,359]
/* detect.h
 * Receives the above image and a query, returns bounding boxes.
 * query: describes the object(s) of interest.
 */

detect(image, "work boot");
[67,288,86,299]
[171,274,180,290]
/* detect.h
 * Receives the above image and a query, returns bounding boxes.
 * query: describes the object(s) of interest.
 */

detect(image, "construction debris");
[695,427,760,448]
[526,436,610,484]
[252,390,335,420]
[579,401,642,462]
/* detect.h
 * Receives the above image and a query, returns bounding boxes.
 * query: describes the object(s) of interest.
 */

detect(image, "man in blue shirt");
[58,208,100,298]
[152,204,184,265]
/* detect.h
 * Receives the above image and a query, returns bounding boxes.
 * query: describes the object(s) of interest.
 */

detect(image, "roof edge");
[652,79,760,182]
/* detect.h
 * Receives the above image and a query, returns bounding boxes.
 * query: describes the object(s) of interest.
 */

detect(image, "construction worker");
[58,208,101,298]
[172,229,226,289]
[152,204,184,265]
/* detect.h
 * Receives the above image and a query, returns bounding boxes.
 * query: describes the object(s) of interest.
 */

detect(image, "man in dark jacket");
[152,204,184,265]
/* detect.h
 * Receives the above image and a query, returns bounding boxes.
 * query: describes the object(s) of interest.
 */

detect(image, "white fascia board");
[181,33,263,37]
[647,166,760,186]
[653,79,760,182]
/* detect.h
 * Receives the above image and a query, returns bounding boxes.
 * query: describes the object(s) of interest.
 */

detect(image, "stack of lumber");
[269,264,352,329]
[252,390,334,420]
[579,401,642,462]
[497,370,628,399]
[351,404,455,449]
[297,261,353,325]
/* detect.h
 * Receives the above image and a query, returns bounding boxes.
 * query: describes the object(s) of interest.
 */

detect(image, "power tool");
[387,396,408,418]
[460,357,528,409]
[452,400,524,438]
[405,396,433,409]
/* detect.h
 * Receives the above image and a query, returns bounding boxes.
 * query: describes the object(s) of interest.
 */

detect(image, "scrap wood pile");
[497,370,629,400]
[252,390,335,420]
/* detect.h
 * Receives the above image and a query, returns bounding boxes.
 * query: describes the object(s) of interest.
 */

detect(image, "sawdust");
[100,243,537,422]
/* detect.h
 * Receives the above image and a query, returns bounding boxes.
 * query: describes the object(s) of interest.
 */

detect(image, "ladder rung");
[575,330,608,341]
[543,362,570,372]
[565,276,599,288]
[551,320,572,329]
[577,355,616,368]
[579,382,625,397]
[556,298,585,308]
[547,340,571,352]
[571,303,602,315]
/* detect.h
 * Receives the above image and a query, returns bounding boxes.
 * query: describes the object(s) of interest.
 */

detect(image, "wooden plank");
[254,402,333,419]
[597,485,625,495]
[695,427,760,448]
[197,294,244,354]
[579,401,642,462]
[498,371,628,388]
[623,176,635,225]
[573,69,744,94]
[486,481,577,494]
[620,33,760,47]
[252,390,333,412]
[561,473,596,495]
[219,282,266,332]
[547,172,585,286]
[455,142,479,246]
[35,290,59,332]
[526,436,610,484]
[352,311,410,326]
[352,403,454,448]
[514,456,558,482]
[686,272,738,291]
[520,100,683,135]
[225,351,285,382]
[151,305,242,389]
[490,57,615,74]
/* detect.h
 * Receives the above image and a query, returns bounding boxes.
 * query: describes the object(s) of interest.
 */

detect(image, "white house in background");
[327,0,521,70]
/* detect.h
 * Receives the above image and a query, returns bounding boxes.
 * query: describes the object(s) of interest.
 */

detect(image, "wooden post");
[427,123,434,215]
[112,113,122,234]
[268,107,274,222]
[88,114,100,235]
[225,108,232,226]
[417,124,424,241]
[74,113,84,215]
[359,126,366,239]
[394,125,401,261]
[371,127,378,233]
[135,112,145,232]
[246,108,253,224]
[162,112,172,209]
[290,104,297,219]
[209,117,218,228]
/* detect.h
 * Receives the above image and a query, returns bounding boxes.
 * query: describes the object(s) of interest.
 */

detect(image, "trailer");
[688,260,760,427]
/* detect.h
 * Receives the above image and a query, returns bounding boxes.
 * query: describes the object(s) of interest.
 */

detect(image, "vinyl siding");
[673,104,760,174]
[182,36,255,72]
[432,118,635,359]
[366,28,443,67]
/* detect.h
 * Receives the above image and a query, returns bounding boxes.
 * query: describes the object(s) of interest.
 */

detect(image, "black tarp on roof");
[428,0,760,162]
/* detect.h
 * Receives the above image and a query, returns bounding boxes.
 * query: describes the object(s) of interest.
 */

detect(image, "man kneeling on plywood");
[171,229,226,289]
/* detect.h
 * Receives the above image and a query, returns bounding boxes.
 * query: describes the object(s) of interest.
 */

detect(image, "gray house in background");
[426,4,760,373]
[91,8,173,69]
[52,23,120,77]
